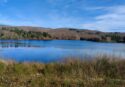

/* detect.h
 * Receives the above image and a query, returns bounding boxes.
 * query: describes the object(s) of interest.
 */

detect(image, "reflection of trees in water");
[0,47,3,58]
[0,42,35,48]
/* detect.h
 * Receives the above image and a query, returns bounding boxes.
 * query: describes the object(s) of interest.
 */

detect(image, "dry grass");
[0,55,125,87]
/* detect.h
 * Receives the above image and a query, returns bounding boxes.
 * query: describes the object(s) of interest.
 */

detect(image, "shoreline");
[0,39,125,44]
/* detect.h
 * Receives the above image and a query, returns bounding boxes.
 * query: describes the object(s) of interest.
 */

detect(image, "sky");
[0,0,125,32]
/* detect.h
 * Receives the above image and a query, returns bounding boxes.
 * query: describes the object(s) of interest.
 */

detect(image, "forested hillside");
[0,27,51,40]
[0,26,125,43]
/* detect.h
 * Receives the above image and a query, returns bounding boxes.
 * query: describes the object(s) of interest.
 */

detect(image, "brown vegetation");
[0,26,125,42]
[0,55,125,87]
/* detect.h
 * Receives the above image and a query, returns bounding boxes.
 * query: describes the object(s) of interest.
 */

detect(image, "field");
[0,55,125,87]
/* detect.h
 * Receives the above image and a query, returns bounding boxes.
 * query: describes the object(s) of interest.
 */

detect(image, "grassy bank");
[0,56,125,87]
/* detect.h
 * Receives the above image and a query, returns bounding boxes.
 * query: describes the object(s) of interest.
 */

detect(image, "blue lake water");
[0,40,125,63]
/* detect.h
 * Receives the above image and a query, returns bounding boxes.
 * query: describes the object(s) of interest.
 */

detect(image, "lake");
[0,40,125,63]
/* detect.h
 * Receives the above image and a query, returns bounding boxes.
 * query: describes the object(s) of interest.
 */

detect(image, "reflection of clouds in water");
[0,40,125,62]
[78,48,125,58]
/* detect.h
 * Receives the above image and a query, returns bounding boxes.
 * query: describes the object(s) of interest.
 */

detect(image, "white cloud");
[82,5,125,32]
[84,6,108,11]
[0,14,41,27]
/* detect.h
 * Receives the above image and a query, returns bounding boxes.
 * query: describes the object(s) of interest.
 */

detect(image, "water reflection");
[0,41,39,48]
[0,40,125,63]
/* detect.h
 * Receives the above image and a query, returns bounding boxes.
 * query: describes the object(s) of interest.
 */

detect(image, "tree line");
[0,27,51,40]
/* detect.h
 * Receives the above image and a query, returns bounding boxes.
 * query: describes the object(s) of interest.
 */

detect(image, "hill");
[0,26,125,43]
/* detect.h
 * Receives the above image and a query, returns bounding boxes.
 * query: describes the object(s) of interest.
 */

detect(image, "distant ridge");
[0,25,125,43]
[0,24,121,33]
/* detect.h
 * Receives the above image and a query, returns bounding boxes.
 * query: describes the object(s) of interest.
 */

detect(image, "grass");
[0,56,125,87]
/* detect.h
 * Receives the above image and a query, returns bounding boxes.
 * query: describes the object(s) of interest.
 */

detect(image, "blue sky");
[0,0,125,32]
